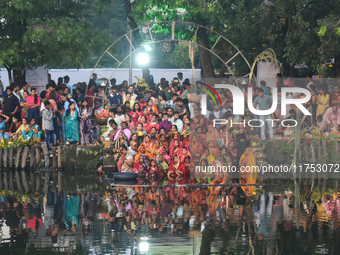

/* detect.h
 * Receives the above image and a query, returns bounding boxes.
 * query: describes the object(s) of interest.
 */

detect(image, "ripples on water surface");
[0,173,340,254]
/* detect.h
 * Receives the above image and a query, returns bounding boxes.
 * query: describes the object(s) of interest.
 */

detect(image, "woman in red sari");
[130,102,141,125]
[85,82,95,108]
[138,115,149,132]
[167,155,186,184]
[149,159,159,177]
[180,146,190,162]
[169,139,182,158]
[169,133,183,151]
[148,114,159,134]
[133,154,150,174]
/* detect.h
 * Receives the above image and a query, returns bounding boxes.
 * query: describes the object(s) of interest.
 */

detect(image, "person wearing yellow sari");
[239,147,257,197]
[207,140,220,158]
[317,87,330,117]
[200,147,215,164]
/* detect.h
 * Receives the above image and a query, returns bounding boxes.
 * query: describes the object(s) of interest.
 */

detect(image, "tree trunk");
[142,67,150,87]
[289,65,295,78]
[13,69,26,85]
[6,66,12,84]
[197,27,215,78]
[335,56,340,85]
[124,0,142,45]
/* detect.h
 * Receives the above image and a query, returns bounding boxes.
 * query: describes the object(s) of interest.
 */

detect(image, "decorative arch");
[90,20,251,86]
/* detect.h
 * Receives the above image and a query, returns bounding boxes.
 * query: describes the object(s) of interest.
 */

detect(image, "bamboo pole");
[110,183,267,189]
[52,147,57,168]
[0,147,3,168]
[9,148,14,168]
[310,140,316,163]
[317,140,322,160]
[29,170,35,192]
[335,140,339,153]
[9,171,14,191]
[35,146,41,167]
[3,149,8,168]
[58,172,62,193]
[15,147,23,169]
[57,146,62,168]
[15,170,23,193]
[3,172,8,190]
[43,173,49,194]
[41,145,49,169]
[35,174,41,192]
[0,173,3,191]
[21,170,30,193]
[322,140,327,158]
[30,146,35,168]
[21,147,29,169]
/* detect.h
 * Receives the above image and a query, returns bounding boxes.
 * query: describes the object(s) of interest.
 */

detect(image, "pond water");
[0,172,340,255]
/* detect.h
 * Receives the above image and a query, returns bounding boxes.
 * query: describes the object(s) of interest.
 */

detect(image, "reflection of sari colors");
[239,147,257,197]
[134,144,152,163]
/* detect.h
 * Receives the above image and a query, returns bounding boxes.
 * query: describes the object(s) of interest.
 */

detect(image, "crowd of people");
[0,72,338,187]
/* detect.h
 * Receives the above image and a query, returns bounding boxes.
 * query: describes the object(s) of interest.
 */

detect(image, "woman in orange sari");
[142,134,153,154]
[239,147,257,197]
[134,144,152,163]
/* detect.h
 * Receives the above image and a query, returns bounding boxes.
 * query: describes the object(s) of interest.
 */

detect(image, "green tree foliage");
[0,0,111,81]
[132,0,340,77]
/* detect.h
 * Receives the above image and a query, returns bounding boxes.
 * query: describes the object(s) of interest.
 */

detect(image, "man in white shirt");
[171,111,183,133]
[19,83,31,98]
[177,72,185,84]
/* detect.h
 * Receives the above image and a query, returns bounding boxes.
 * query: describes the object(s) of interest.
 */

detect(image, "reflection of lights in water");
[139,241,149,252]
